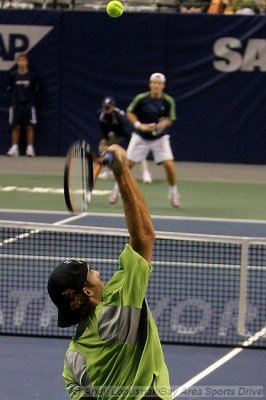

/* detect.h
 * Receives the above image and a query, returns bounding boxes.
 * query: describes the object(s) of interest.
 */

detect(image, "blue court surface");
[1,336,265,400]
[1,210,266,400]
[1,209,266,237]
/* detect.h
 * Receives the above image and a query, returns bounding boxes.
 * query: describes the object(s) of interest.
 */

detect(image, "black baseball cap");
[102,96,116,108]
[47,259,88,328]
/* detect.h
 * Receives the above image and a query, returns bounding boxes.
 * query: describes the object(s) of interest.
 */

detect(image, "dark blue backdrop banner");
[0,11,265,163]
[0,11,60,155]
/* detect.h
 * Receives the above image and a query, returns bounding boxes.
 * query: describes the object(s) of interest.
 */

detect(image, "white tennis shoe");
[7,145,19,157]
[142,170,152,183]
[169,192,180,208]
[108,188,120,204]
[26,145,35,157]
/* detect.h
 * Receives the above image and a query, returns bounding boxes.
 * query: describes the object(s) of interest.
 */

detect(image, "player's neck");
[18,67,28,74]
[150,92,162,99]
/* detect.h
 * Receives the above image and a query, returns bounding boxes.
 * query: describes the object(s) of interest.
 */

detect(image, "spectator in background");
[6,53,39,157]
[108,73,180,208]
[233,0,259,13]
[207,0,225,13]
[97,96,152,182]
[178,0,210,12]
[208,0,259,13]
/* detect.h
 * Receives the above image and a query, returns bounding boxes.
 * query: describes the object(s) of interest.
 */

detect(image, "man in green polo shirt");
[48,145,172,400]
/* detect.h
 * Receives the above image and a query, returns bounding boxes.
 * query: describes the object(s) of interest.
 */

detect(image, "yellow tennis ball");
[106,0,124,17]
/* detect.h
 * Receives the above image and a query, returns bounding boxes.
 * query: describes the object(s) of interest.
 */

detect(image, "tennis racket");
[64,140,113,213]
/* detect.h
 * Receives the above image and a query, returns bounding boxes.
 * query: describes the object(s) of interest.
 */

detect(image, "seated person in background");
[97,96,152,182]
[233,0,259,13]
[207,0,225,13]
[178,0,210,12]
[208,0,258,13]
[6,53,39,157]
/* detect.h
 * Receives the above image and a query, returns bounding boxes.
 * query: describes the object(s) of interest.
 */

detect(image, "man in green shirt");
[48,145,172,400]
[108,73,180,209]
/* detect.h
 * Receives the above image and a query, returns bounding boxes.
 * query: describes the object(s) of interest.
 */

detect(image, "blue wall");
[0,11,266,163]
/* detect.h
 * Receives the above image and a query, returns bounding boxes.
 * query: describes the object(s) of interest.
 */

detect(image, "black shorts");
[9,104,37,127]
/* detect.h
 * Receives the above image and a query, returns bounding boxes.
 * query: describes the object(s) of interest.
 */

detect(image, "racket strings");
[64,140,105,213]
[68,144,91,212]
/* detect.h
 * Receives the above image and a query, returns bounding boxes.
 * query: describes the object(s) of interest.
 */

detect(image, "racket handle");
[102,152,114,165]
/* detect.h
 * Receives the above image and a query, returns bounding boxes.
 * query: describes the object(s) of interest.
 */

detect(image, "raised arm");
[107,145,155,262]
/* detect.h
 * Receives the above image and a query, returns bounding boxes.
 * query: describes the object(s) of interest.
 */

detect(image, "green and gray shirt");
[63,244,172,400]
[127,92,176,141]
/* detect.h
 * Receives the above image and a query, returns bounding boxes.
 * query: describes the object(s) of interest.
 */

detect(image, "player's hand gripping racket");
[64,140,113,213]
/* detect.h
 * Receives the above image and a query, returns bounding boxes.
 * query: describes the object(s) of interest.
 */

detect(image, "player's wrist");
[134,121,141,130]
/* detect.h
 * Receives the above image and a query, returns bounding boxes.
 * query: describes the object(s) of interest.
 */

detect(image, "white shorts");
[127,133,174,164]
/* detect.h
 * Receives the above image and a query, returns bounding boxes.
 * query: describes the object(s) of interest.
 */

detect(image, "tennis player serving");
[48,145,172,400]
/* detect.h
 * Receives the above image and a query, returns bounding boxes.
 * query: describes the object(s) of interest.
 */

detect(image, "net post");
[238,238,249,337]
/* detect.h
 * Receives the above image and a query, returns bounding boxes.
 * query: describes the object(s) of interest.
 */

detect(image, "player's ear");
[83,286,94,297]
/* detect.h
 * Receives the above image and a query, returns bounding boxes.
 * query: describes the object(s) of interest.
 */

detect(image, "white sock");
[113,182,119,192]
[11,144,18,150]
[169,186,178,195]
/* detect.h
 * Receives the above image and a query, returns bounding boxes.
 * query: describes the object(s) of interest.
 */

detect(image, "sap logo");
[0,25,53,71]
[213,37,266,72]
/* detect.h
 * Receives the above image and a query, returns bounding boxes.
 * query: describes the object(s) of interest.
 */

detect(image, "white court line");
[0,187,111,195]
[0,212,88,246]
[53,212,89,226]
[172,326,266,398]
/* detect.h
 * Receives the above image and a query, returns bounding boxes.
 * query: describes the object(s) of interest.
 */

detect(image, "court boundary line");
[0,213,88,247]
[172,326,266,398]
[0,209,266,224]
[3,220,266,242]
